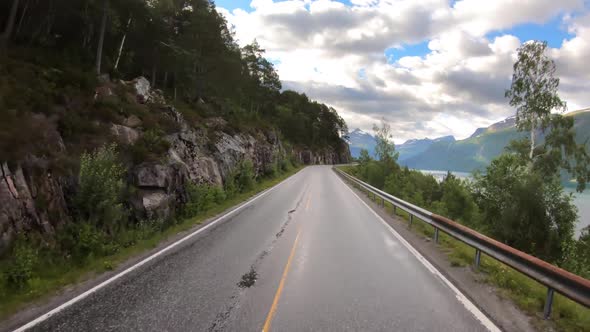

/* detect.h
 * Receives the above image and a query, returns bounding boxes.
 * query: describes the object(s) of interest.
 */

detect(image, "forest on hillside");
[0,0,348,162]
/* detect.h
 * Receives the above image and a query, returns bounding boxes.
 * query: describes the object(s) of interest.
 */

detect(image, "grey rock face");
[131,162,189,221]
[0,76,349,252]
[131,77,151,104]
[111,124,140,145]
[0,162,69,252]
[0,114,71,252]
[124,115,142,128]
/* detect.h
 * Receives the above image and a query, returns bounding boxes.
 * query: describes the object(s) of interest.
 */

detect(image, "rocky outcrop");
[130,162,189,220]
[124,115,142,128]
[163,106,284,186]
[129,77,166,105]
[0,113,71,252]
[131,77,151,103]
[0,76,349,252]
[111,124,140,145]
[0,162,70,252]
[295,144,350,165]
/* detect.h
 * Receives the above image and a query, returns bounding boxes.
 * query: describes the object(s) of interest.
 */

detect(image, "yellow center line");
[262,228,302,332]
[305,193,311,212]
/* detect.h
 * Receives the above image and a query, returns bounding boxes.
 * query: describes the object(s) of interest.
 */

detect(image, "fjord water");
[566,187,590,237]
[419,170,590,238]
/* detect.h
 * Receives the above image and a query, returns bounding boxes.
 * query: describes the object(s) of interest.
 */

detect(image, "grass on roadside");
[352,180,590,332]
[0,166,302,321]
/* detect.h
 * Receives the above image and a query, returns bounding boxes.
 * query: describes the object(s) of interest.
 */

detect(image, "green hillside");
[402,111,590,173]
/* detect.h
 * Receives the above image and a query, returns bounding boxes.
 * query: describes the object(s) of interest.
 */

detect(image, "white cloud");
[452,0,582,36]
[219,0,590,142]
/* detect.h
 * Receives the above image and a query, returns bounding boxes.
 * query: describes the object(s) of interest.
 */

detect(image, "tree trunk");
[15,0,29,36]
[173,70,177,101]
[82,0,90,48]
[1,0,21,49]
[163,71,168,89]
[530,118,536,160]
[46,8,54,38]
[95,0,108,75]
[151,65,156,87]
[114,16,132,70]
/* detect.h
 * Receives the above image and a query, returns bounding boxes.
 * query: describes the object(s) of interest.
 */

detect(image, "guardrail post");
[544,287,554,319]
[392,205,397,216]
[474,249,481,270]
[381,197,384,208]
[434,227,439,244]
[409,214,413,228]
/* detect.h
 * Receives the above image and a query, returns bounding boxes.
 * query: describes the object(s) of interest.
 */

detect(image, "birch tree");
[505,41,566,159]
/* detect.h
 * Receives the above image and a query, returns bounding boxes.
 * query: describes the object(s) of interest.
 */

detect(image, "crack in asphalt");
[207,189,307,332]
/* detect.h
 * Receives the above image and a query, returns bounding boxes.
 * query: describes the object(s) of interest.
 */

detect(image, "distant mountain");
[347,110,590,169]
[468,128,486,139]
[347,127,457,160]
[397,136,455,161]
[347,128,377,158]
[399,110,590,173]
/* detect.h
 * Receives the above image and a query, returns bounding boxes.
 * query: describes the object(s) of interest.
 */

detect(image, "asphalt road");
[20,166,498,332]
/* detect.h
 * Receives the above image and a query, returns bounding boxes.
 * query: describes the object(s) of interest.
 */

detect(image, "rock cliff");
[0,77,349,252]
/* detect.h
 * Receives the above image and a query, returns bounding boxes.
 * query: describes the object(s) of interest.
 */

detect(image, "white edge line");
[12,169,304,332]
[334,173,501,332]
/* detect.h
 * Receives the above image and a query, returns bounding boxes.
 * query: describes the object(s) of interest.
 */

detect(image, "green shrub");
[237,159,255,192]
[264,160,279,178]
[57,223,107,263]
[3,240,39,288]
[103,260,114,271]
[55,66,97,90]
[280,158,293,172]
[224,172,238,199]
[183,183,227,218]
[74,144,126,230]
[212,186,227,204]
[130,130,170,164]
[143,106,181,134]
[58,111,110,154]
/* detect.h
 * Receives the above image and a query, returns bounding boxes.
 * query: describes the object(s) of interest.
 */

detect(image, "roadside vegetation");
[342,41,590,331]
[0,143,301,319]
[0,0,347,319]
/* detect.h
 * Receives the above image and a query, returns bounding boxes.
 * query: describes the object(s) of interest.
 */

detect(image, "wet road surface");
[22,166,498,332]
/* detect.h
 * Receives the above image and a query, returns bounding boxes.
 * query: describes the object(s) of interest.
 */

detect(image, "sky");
[215,0,590,143]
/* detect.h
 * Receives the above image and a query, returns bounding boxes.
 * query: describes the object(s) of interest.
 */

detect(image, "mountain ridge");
[347,110,590,172]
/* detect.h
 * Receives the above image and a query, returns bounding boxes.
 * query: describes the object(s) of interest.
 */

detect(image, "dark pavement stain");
[237,268,258,288]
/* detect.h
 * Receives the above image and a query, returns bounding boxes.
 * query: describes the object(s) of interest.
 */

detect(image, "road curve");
[19,166,498,332]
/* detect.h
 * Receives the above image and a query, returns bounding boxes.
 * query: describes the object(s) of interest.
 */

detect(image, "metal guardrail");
[333,167,590,318]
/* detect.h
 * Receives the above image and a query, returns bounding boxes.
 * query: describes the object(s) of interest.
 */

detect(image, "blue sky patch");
[214,0,253,12]
[385,42,431,63]
[215,0,356,12]
[487,16,572,48]
[358,68,367,79]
